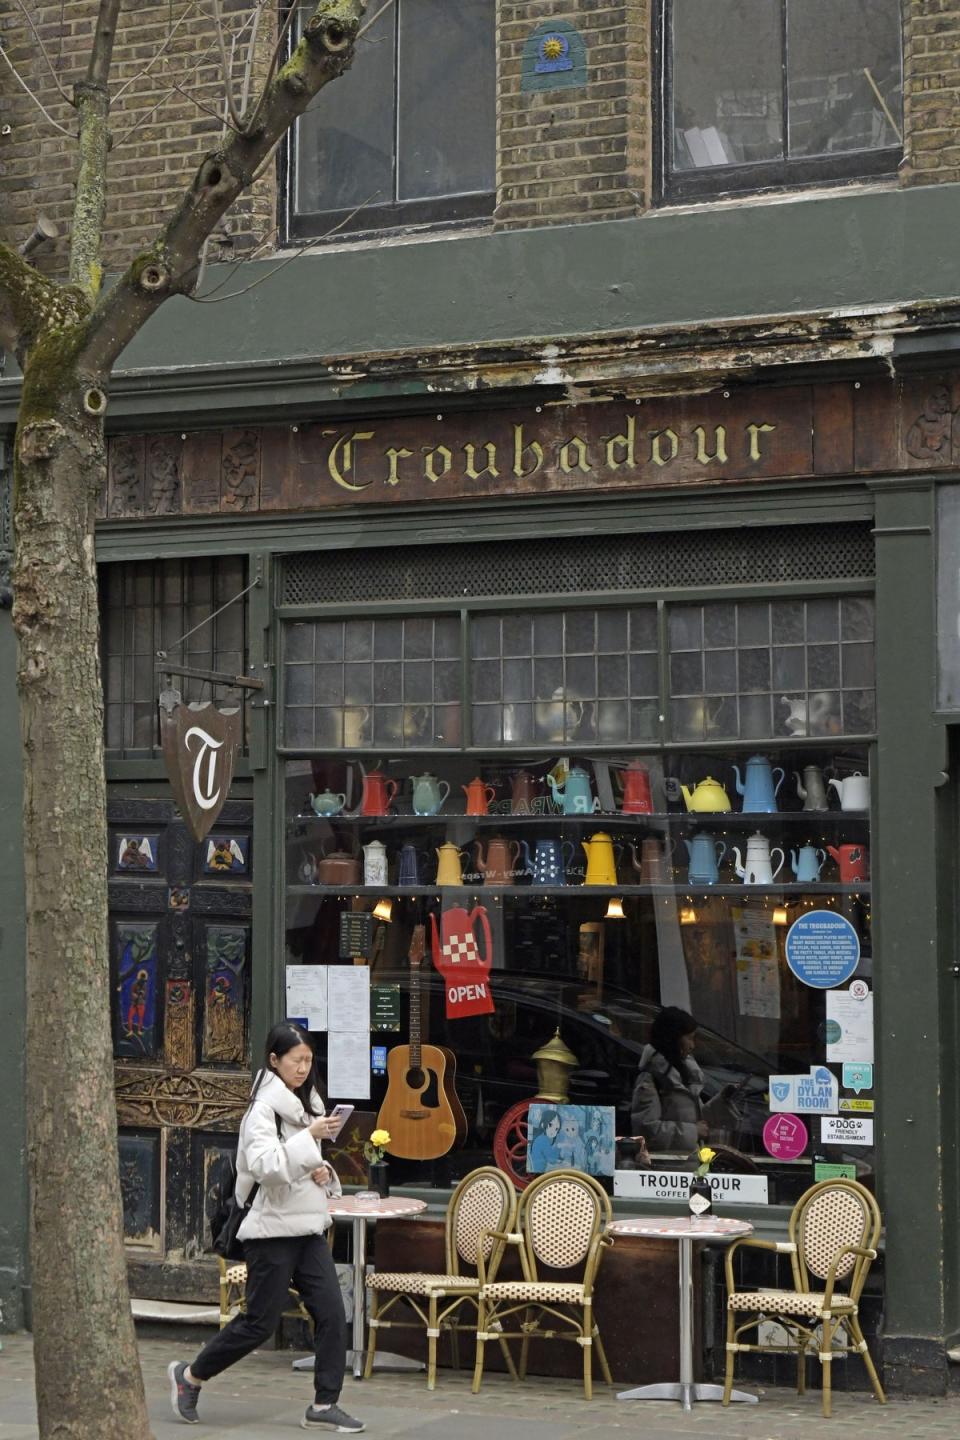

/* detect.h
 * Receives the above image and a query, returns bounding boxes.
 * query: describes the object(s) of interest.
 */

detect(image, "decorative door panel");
[109,794,253,1287]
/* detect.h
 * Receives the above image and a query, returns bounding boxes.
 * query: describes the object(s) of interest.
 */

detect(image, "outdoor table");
[608,1214,758,1412]
[291,1195,427,1380]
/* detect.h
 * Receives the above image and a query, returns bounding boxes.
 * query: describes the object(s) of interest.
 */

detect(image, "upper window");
[662,0,903,201]
[288,0,496,240]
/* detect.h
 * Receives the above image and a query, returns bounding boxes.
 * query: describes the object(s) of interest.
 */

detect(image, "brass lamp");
[532,1029,579,1103]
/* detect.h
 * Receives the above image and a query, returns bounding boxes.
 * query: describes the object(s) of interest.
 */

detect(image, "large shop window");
[662,0,903,201]
[284,593,876,1206]
[287,0,495,240]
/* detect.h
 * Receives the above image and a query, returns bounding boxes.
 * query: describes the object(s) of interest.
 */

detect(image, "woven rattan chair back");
[518,1169,611,1279]
[790,1178,881,1297]
[446,1166,518,1277]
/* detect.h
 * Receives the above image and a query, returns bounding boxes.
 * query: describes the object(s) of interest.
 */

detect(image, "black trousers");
[192,1232,346,1403]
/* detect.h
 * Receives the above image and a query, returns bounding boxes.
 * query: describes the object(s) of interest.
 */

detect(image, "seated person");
[630,1006,741,1164]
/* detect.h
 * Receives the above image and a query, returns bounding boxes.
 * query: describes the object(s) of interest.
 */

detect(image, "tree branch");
[0,243,60,355]
[69,0,123,299]
[80,0,368,377]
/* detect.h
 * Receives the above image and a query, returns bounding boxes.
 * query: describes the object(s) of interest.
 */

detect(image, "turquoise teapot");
[411,772,450,816]
[547,765,594,815]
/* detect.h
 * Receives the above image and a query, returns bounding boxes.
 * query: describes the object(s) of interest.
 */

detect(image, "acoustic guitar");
[376,924,467,1160]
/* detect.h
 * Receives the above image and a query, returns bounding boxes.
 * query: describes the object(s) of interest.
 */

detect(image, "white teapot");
[828,772,869,812]
[732,832,784,886]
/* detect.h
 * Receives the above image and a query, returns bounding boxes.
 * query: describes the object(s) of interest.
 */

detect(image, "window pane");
[295,2,395,214]
[672,0,783,171]
[397,0,495,201]
[787,0,902,158]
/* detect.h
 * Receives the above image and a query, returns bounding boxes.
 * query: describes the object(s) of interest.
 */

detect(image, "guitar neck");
[409,925,424,1070]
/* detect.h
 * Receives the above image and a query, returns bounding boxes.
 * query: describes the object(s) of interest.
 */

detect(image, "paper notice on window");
[328,966,371,1033]
[285,965,328,1032]
[327,1030,370,1100]
[731,906,781,1019]
[826,988,874,1063]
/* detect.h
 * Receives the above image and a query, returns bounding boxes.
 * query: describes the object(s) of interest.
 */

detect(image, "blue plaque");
[785,911,860,989]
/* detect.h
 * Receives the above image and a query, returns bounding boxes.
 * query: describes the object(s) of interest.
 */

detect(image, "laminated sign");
[429,905,495,1018]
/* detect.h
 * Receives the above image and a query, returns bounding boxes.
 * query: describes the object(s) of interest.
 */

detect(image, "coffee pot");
[828,773,870,812]
[582,832,621,886]
[511,771,538,814]
[308,789,346,817]
[521,838,576,887]
[732,832,784,885]
[463,777,498,816]
[790,844,826,883]
[683,832,727,885]
[732,755,785,814]
[435,842,469,886]
[398,843,429,886]
[673,775,732,813]
[827,843,869,882]
[362,839,389,886]
[360,766,398,817]
[474,836,522,885]
[620,761,654,815]
[629,837,674,884]
[547,765,595,815]
[411,772,450,816]
[795,765,829,812]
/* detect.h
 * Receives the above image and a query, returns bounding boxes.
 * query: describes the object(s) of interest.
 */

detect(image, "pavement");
[2,1332,960,1439]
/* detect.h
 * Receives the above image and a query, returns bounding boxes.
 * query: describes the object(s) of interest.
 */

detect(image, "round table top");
[330,1195,428,1219]
[608,1215,754,1241]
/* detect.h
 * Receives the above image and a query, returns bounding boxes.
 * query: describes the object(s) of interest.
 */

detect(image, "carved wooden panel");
[115,1067,249,1130]
[118,1129,163,1251]
[113,920,162,1061]
[201,923,249,1066]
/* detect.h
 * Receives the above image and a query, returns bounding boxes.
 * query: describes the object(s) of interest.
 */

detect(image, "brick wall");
[496,1,651,229]
[0,1,276,277]
[902,0,960,185]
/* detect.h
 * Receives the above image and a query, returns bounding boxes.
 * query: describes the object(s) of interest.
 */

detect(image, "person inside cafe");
[630,1006,741,1162]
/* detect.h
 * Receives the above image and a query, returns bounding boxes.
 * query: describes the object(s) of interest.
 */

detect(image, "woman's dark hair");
[250,1021,323,1116]
[650,1006,697,1083]
[536,1107,560,1136]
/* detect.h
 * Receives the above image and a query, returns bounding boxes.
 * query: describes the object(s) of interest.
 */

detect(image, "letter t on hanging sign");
[159,691,242,842]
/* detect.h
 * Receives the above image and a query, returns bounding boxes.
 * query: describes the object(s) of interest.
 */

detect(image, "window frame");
[657,0,903,205]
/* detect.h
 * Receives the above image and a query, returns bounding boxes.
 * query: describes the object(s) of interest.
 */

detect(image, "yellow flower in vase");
[365,1129,391,1163]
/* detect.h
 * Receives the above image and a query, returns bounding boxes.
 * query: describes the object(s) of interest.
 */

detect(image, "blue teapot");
[732,755,785,813]
[790,845,826,883]
[683,832,727,885]
[547,765,594,815]
[521,838,576,887]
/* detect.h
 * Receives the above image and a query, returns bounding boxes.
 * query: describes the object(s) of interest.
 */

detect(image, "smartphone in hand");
[326,1103,354,1140]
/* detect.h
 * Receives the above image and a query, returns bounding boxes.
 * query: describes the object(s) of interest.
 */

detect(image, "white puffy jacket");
[236,1070,342,1242]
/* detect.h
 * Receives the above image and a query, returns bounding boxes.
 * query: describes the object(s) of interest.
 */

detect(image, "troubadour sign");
[159,691,242,842]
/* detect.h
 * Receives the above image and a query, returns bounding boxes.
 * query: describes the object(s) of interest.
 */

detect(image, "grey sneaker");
[302,1402,365,1432]
[168,1361,200,1424]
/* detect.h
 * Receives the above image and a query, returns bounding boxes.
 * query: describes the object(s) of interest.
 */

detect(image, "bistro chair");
[471,1168,613,1400]
[363,1165,518,1389]
[723,1177,886,1417]
[215,1255,313,1334]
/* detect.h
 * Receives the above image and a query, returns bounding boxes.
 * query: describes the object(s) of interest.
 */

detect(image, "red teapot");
[620,762,654,815]
[463,777,498,816]
[361,766,398,816]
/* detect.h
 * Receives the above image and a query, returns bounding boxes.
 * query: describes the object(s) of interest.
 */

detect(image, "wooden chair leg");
[519,1307,532,1381]
[449,1304,461,1372]
[427,1295,439,1391]
[796,1339,807,1396]
[363,1288,379,1379]
[496,1331,518,1381]
[594,1326,612,1386]
[820,1318,834,1419]
[581,1320,593,1401]
[722,1307,737,1405]
[471,1296,487,1394]
[849,1316,887,1405]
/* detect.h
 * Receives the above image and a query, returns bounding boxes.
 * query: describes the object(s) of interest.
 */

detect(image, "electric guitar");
[376,924,467,1160]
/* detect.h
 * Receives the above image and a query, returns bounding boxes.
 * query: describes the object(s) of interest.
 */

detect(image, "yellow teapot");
[675,775,731,813]
[582,832,621,886]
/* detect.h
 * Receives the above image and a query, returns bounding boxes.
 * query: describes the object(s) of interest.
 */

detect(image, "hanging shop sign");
[159,693,241,843]
[614,1169,769,1205]
[429,905,495,1018]
[785,911,860,989]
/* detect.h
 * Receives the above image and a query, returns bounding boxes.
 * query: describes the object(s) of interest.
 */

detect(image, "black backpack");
[211,1112,283,1260]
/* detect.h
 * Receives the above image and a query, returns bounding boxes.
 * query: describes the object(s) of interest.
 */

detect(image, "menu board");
[339,912,373,959]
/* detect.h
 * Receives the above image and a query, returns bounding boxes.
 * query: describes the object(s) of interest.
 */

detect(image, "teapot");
[511,770,538,814]
[398,843,429,886]
[582,832,621,886]
[790,845,826,883]
[547,765,595,815]
[732,832,784,886]
[732,755,785,814]
[683,832,727,886]
[360,766,398,817]
[411,772,450,816]
[435,842,469,886]
[629,837,674,885]
[828,773,870,812]
[795,764,828,812]
[362,839,389,886]
[620,761,654,815]
[463,777,498,816]
[672,775,732,813]
[827,843,869,882]
[474,836,522,885]
[316,849,362,886]
[309,789,346,817]
[521,838,576,887]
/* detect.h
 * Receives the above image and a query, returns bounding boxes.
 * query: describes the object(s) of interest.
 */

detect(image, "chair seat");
[223,1263,247,1285]
[728,1288,856,1316]
[483,1280,585,1304]
[368,1271,481,1296]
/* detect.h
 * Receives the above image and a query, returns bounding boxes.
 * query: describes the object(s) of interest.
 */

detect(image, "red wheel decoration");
[493,1098,538,1190]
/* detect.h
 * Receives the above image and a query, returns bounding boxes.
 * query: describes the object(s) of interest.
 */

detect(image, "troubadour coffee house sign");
[102,376,958,519]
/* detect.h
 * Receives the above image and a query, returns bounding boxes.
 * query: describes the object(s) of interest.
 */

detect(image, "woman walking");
[169,1022,363,1432]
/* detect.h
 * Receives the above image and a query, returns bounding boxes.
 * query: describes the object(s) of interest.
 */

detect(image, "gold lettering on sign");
[424,445,453,483]
[603,415,636,470]
[464,442,499,481]
[651,428,679,467]
[324,430,375,492]
[693,425,728,465]
[384,447,413,486]
[513,425,544,479]
[747,422,776,461]
[559,437,591,474]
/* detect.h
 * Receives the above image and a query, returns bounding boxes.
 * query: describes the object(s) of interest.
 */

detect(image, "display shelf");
[289,810,869,827]
[285,882,871,898]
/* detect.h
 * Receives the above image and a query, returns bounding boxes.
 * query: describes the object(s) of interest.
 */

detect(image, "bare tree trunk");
[14,345,152,1439]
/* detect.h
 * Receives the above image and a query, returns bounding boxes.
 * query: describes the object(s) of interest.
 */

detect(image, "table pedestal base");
[617,1381,758,1408]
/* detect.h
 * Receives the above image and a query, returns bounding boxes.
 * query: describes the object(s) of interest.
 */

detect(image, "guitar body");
[377,1041,466,1160]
